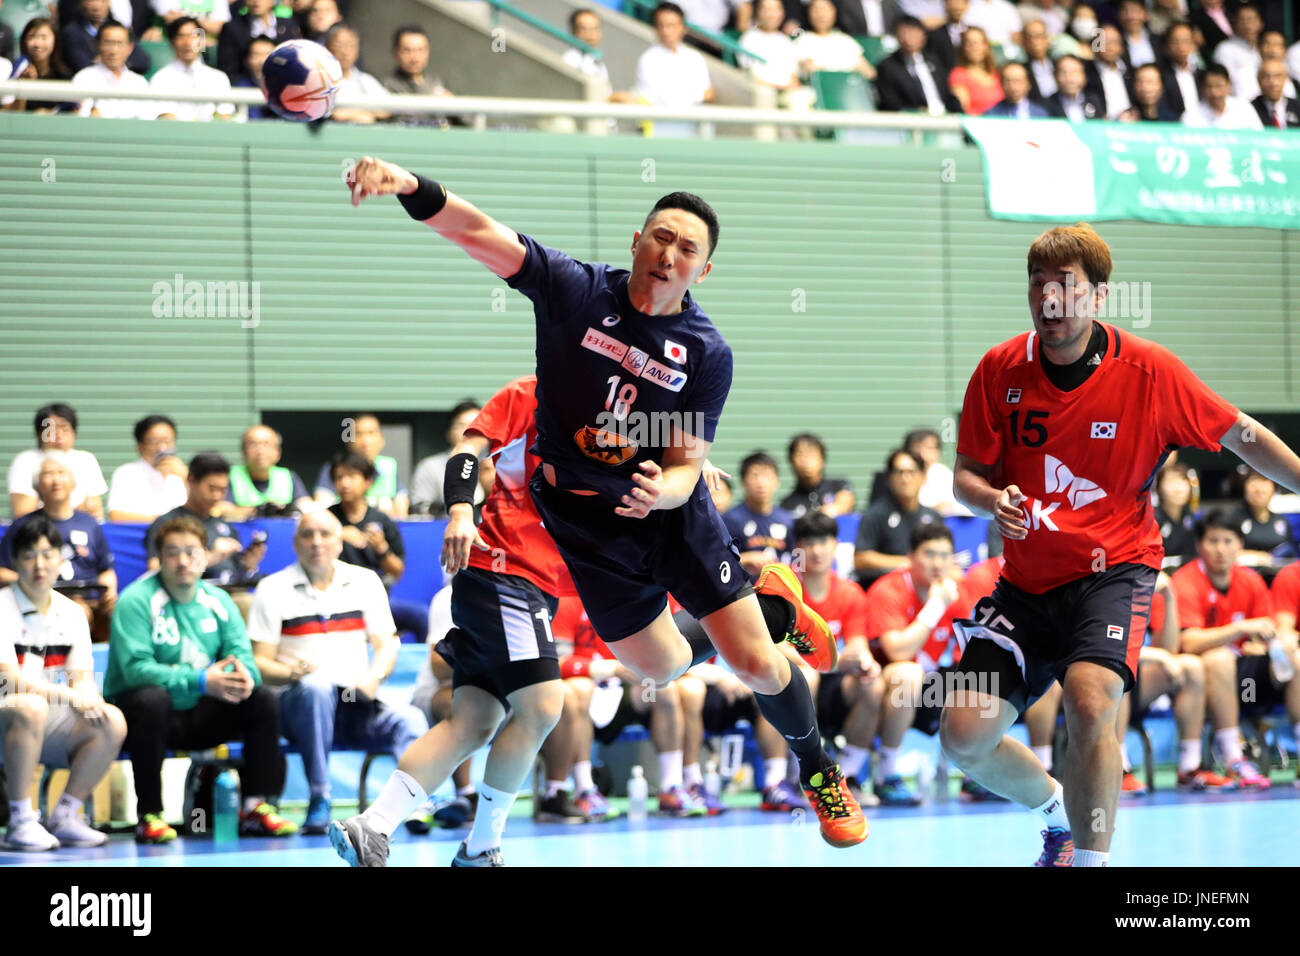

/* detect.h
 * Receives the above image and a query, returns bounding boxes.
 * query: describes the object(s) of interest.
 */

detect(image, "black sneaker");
[533,790,585,823]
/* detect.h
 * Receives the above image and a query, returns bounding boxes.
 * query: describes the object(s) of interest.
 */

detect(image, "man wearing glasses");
[853,447,945,589]
[107,415,188,522]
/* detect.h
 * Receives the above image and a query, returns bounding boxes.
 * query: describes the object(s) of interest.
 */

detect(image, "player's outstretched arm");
[1220,412,1300,495]
[348,156,526,280]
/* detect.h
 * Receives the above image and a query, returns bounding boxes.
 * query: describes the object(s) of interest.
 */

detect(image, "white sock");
[1074,849,1108,867]
[683,762,703,788]
[456,784,476,798]
[361,770,428,838]
[658,750,683,790]
[877,746,901,781]
[50,792,83,822]
[1178,738,1203,774]
[465,783,515,857]
[1118,741,1131,774]
[1214,728,1243,764]
[242,796,265,814]
[545,779,567,799]
[9,798,34,821]
[838,744,870,781]
[1031,778,1070,831]
[1031,745,1053,772]
[764,757,788,790]
[573,760,596,794]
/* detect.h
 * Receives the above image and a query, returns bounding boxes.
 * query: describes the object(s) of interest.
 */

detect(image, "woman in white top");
[793,0,877,79]
[738,0,817,112]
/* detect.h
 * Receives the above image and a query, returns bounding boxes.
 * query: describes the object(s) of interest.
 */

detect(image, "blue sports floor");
[4,785,1295,867]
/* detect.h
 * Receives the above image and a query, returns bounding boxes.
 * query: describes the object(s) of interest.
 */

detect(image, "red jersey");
[1269,561,1300,622]
[796,571,868,648]
[957,325,1238,594]
[961,555,1005,602]
[466,376,567,597]
[1170,559,1272,652]
[863,567,971,671]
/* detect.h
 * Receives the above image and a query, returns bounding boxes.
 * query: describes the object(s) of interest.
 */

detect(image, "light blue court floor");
[3,786,1296,867]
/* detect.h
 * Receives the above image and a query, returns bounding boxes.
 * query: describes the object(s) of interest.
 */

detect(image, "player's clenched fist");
[347,156,419,207]
[994,484,1028,540]
[617,460,665,519]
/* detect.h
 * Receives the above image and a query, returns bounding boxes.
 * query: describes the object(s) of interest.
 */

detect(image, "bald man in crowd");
[228,425,316,516]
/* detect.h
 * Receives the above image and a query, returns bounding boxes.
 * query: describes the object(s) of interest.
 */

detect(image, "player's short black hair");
[569,7,599,32]
[1195,507,1243,542]
[12,514,63,557]
[1203,63,1230,85]
[652,2,686,25]
[393,24,428,47]
[449,399,482,420]
[794,511,838,543]
[645,192,719,259]
[740,451,779,479]
[188,451,231,483]
[895,14,925,32]
[787,433,826,461]
[910,521,953,552]
[331,449,376,483]
[34,403,77,439]
[134,414,177,443]
[1231,2,1261,22]
[166,15,200,42]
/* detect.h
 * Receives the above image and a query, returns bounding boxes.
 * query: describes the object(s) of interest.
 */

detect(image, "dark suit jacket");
[1024,58,1056,101]
[217,13,301,80]
[834,0,902,36]
[1084,58,1131,114]
[1252,95,1300,127]
[58,0,152,37]
[1157,58,1203,117]
[1187,8,1231,56]
[1132,101,1183,121]
[985,97,1052,117]
[925,21,966,73]
[61,17,151,75]
[875,49,963,112]
[1045,89,1106,119]
[0,21,14,62]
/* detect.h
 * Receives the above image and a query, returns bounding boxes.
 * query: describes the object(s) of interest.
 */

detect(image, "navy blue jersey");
[506,234,733,504]
[723,502,796,556]
[0,510,114,583]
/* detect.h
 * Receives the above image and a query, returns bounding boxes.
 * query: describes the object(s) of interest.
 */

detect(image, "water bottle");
[213,769,240,844]
[1268,637,1295,684]
[703,760,721,800]
[626,766,648,823]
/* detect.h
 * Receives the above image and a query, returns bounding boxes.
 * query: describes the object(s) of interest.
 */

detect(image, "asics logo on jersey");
[1044,454,1108,510]
[602,314,621,327]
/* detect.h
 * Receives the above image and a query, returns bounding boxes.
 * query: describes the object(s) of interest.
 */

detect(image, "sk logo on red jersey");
[1044,454,1108,510]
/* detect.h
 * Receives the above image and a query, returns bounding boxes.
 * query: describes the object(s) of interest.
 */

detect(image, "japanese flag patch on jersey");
[664,339,687,364]
[1091,422,1117,439]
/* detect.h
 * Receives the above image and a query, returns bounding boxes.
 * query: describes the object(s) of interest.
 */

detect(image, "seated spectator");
[1159,22,1203,118]
[1171,509,1288,790]
[723,451,796,577]
[325,23,389,124]
[779,432,855,519]
[151,0,232,40]
[104,514,297,843]
[1090,23,1132,118]
[383,24,457,127]
[62,0,151,75]
[833,0,900,37]
[1015,0,1067,39]
[863,523,972,805]
[410,400,488,517]
[232,33,274,119]
[56,0,151,39]
[248,510,427,834]
[677,0,753,35]
[107,414,188,522]
[145,453,267,619]
[899,0,949,31]
[926,0,970,73]
[905,428,968,515]
[948,26,1003,115]
[325,450,426,643]
[1231,466,1297,573]
[1189,0,1234,59]
[1258,32,1298,95]
[0,516,126,851]
[739,0,818,114]
[1122,62,1182,120]
[1182,64,1265,127]
[8,402,107,521]
[853,447,943,587]
[1019,18,1056,99]
[985,60,1050,115]
[315,413,408,518]
[963,0,1020,47]
[1044,53,1104,118]
[217,0,299,81]
[1060,3,1098,59]
[300,0,341,43]
[793,0,877,80]
[635,2,716,139]
[0,454,117,641]
[875,15,963,113]
[1252,57,1300,126]
[1268,561,1300,787]
[228,425,314,515]
[3,18,75,113]
[1153,461,1199,569]
[1116,0,1156,68]
[151,16,235,120]
[1213,3,1264,100]
[72,21,155,119]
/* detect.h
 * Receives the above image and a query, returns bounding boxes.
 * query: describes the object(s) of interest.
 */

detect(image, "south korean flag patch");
[1091,422,1117,439]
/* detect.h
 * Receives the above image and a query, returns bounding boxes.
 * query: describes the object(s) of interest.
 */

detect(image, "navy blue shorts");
[529,469,752,643]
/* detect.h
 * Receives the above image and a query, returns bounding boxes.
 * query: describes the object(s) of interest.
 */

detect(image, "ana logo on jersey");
[602,314,621,327]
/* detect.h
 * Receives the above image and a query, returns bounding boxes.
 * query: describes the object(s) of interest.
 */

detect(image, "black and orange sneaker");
[802,765,868,848]
[755,564,838,673]
[136,813,177,845]
[239,802,299,837]
[1119,771,1148,796]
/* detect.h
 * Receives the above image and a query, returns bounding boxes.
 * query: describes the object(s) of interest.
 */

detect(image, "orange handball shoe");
[803,765,869,848]
[239,802,299,837]
[755,564,838,673]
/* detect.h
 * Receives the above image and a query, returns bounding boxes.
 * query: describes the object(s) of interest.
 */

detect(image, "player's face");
[1028,260,1103,351]
[35,461,74,504]
[1197,528,1241,575]
[1243,475,1275,511]
[191,473,231,514]
[333,467,370,503]
[798,534,837,574]
[352,416,384,459]
[396,33,430,74]
[15,535,61,594]
[630,209,712,308]
[294,515,343,570]
[159,532,208,588]
[743,464,779,508]
[912,539,954,586]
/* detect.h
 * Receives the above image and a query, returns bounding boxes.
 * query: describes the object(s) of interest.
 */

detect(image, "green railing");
[620,0,766,63]
[482,0,603,60]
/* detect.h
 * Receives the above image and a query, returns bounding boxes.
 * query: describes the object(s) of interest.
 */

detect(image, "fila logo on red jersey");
[664,340,687,364]
[1091,421,1117,439]
[1006,388,1022,404]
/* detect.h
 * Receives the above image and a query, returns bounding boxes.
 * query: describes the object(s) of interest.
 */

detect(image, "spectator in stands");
[793,0,877,80]
[315,413,408,517]
[301,0,341,43]
[2,18,74,113]
[232,33,273,118]
[325,22,389,124]
[57,0,152,38]
[1268,560,1300,786]
[151,15,235,120]
[1065,4,1100,57]
[1258,32,1298,94]
[1148,0,1187,39]
[635,2,716,138]
[899,0,947,31]
[903,428,963,515]
[985,59,1050,114]
[1121,62,1181,119]
[228,425,313,515]
[1044,53,1104,118]
[8,403,107,521]
[1189,0,1234,58]
[383,24,457,127]
[1019,18,1056,99]
[1159,21,1203,117]
[926,0,969,73]
[325,450,427,643]
[1253,57,1300,126]
[410,401,489,517]
[1172,509,1287,790]
[779,433,855,519]
[738,0,818,117]
[105,514,296,843]
[963,0,1020,47]
[62,0,151,75]
[151,0,231,40]
[723,451,796,577]
[834,0,902,37]
[1214,3,1264,99]
[1183,62,1264,126]
[875,15,963,113]
[677,0,753,35]
[1153,462,1199,569]
[1089,22,1132,118]
[1116,0,1156,68]
[863,522,971,805]
[217,0,298,81]
[1014,0,1067,39]
[107,414,188,522]
[0,516,126,851]
[248,510,427,834]
[1231,466,1297,572]
[854,447,943,587]
[0,455,117,641]
[948,25,1003,114]
[72,21,155,118]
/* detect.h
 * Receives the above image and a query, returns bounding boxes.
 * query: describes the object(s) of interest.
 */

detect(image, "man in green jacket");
[105,514,298,844]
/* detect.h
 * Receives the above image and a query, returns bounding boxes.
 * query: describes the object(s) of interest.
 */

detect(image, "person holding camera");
[107,415,188,522]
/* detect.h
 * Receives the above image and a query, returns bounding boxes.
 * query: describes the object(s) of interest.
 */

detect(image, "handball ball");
[260,39,343,122]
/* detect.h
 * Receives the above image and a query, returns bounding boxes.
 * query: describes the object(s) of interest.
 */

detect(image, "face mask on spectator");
[1071,17,1098,38]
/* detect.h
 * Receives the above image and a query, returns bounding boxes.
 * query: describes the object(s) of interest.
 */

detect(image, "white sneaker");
[46,812,108,848]
[4,815,61,852]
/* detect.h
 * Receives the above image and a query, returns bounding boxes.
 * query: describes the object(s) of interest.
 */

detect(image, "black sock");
[756,592,794,643]
[673,610,719,667]
[752,663,834,785]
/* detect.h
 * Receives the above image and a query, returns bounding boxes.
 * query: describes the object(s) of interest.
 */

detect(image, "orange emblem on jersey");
[574,426,638,466]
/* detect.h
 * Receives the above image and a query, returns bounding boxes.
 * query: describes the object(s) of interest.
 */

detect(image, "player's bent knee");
[9,693,50,726]
[1178,654,1204,688]
[938,707,996,766]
